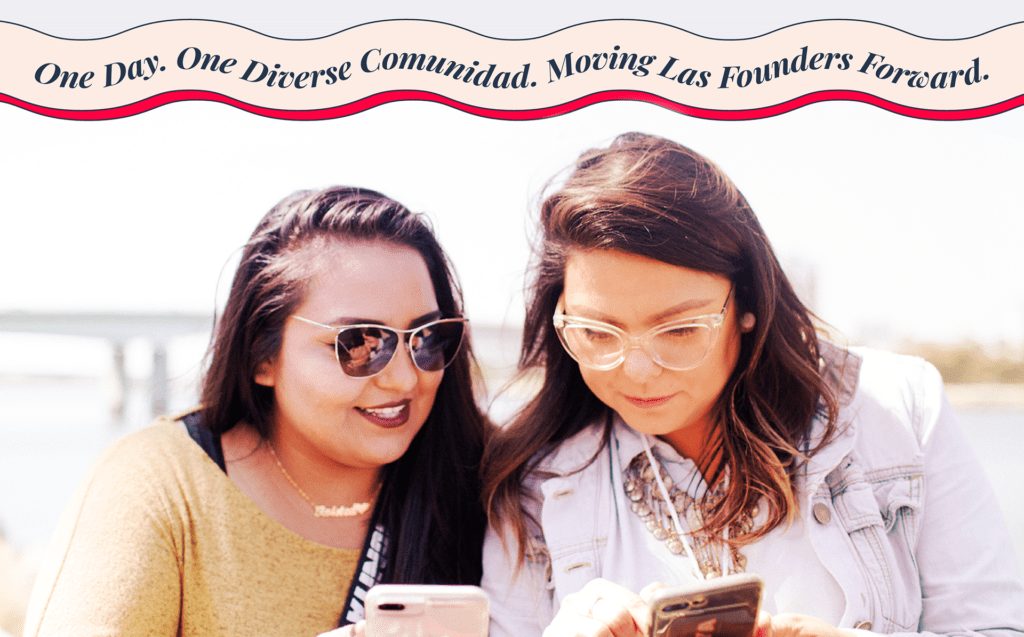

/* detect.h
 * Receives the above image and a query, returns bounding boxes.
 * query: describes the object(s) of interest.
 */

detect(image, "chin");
[362,439,418,467]
[621,408,690,433]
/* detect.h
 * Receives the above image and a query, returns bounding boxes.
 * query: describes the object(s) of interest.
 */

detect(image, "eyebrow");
[324,309,444,329]
[569,298,715,327]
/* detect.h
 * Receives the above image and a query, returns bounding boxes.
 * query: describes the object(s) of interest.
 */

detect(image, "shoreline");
[2,374,1022,409]
[944,383,1024,409]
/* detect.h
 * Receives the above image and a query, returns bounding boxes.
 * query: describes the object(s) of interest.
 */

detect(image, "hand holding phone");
[648,574,764,637]
[364,584,489,637]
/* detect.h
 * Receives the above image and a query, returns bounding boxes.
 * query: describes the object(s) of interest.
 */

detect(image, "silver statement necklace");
[622,434,755,579]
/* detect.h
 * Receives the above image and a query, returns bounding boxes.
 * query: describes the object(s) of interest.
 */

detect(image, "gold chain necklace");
[623,449,754,577]
[268,445,375,518]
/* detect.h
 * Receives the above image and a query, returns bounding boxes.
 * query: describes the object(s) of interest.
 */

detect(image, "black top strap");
[181,411,226,473]
[339,520,390,626]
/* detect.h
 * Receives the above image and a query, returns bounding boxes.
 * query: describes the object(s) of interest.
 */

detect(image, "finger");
[337,620,365,637]
[559,588,610,623]
[543,610,603,637]
[563,596,635,637]
[639,581,667,605]
[583,579,652,626]
[755,610,773,637]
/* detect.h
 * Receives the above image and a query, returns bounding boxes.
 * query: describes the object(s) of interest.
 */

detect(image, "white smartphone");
[364,584,489,637]
[648,573,764,637]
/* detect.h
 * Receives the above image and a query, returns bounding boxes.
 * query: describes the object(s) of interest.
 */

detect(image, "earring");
[740,313,756,331]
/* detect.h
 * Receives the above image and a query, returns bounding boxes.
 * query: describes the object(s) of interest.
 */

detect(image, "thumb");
[755,610,772,637]
[639,581,668,605]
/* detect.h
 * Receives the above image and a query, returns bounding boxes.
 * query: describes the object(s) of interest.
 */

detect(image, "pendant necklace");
[268,445,376,518]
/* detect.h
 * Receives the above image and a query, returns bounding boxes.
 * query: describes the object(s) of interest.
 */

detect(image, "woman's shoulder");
[801,343,944,501]
[820,340,940,398]
[852,345,941,392]
[100,415,202,461]
[82,414,222,496]
[820,340,947,450]
[532,420,608,476]
[830,343,943,411]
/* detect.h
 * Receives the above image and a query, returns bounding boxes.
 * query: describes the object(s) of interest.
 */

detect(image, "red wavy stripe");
[2,89,1022,121]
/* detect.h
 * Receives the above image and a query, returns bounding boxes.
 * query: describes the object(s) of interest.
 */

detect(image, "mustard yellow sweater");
[23,420,359,636]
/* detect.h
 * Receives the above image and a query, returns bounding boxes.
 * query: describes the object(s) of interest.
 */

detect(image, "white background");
[1,3,1022,376]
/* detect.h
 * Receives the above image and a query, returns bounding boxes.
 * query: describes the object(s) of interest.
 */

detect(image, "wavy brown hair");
[483,133,839,564]
[200,186,488,586]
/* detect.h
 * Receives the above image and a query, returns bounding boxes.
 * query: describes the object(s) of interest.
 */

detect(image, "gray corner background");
[3,1,1022,39]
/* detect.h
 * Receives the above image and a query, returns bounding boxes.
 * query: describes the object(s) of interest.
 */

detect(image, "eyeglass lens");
[561,323,713,369]
[335,321,465,378]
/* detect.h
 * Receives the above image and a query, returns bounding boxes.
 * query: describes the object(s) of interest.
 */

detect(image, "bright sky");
[2,3,1023,379]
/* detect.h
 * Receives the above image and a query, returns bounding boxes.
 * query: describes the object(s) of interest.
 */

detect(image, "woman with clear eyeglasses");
[481,133,1024,637]
[24,187,489,636]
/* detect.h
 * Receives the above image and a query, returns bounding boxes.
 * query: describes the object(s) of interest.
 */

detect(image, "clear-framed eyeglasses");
[552,287,733,372]
[291,315,468,378]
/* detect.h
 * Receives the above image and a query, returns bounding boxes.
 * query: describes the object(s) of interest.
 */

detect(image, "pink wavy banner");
[3,89,1024,122]
[1,19,1021,121]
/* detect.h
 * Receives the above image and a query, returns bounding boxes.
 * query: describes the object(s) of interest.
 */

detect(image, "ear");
[740,312,756,333]
[253,358,277,387]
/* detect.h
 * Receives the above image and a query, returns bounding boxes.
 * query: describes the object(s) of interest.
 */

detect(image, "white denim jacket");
[482,344,1024,636]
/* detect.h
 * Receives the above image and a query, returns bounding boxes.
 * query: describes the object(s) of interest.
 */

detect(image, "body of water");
[2,377,1023,564]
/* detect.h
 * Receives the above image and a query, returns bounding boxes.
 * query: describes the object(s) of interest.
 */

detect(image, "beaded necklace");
[623,434,755,579]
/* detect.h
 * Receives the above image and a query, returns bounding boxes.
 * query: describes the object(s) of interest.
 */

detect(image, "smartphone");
[364,584,489,637]
[648,573,764,637]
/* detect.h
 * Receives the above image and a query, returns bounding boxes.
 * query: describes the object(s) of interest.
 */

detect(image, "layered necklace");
[268,445,377,518]
[622,434,755,579]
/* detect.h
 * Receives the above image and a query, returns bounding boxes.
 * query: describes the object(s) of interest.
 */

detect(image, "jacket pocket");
[830,464,924,631]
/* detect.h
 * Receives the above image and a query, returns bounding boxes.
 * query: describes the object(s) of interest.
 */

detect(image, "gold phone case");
[649,574,764,637]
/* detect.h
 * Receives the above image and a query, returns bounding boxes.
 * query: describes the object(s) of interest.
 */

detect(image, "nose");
[375,341,420,392]
[621,346,662,383]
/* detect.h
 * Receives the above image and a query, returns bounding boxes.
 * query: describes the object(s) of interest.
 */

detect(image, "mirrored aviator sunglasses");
[291,316,468,378]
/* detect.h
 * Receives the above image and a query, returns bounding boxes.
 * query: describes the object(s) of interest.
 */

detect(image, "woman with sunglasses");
[481,134,1024,637]
[25,187,488,636]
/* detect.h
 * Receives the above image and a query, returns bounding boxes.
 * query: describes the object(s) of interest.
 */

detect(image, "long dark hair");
[201,186,487,585]
[483,133,839,564]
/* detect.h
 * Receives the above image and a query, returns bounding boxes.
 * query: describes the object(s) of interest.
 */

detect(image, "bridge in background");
[0,312,214,418]
[0,312,524,419]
